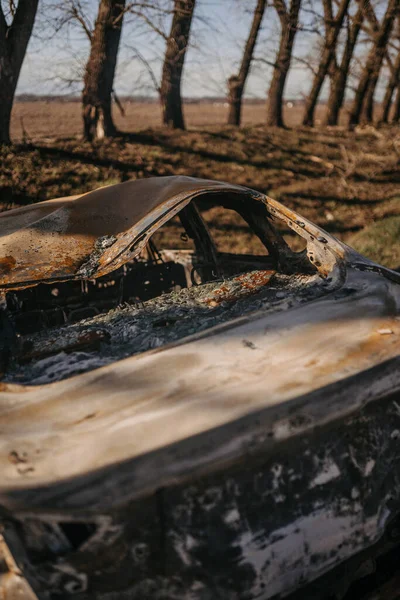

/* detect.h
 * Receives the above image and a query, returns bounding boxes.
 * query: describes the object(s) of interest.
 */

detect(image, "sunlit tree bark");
[160,0,196,129]
[266,0,301,127]
[392,83,400,120]
[380,50,400,123]
[82,0,126,142]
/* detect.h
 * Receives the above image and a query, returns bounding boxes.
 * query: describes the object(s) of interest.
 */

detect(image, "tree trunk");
[380,52,400,122]
[380,20,400,123]
[302,0,351,127]
[361,81,375,124]
[361,57,385,124]
[82,0,126,142]
[267,0,301,127]
[160,0,196,130]
[357,1,396,124]
[227,77,242,126]
[227,0,267,126]
[324,2,365,126]
[0,78,15,146]
[348,0,399,129]
[0,0,39,144]
[393,85,400,121]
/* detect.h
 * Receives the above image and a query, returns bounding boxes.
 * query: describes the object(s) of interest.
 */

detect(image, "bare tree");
[302,0,351,126]
[0,0,39,144]
[160,0,196,129]
[324,0,366,126]
[266,0,301,127]
[227,0,267,126]
[82,0,126,141]
[348,0,400,128]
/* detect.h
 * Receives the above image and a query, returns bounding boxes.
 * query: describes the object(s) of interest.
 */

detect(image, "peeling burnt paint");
[76,235,117,278]
[0,256,16,276]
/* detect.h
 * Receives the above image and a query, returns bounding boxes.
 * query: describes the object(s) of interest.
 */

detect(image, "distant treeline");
[14,95,303,106]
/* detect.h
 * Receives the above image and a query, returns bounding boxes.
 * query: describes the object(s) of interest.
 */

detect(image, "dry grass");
[349,216,400,270]
[3,102,400,267]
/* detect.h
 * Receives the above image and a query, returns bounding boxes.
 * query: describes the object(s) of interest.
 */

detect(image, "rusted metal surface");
[0,178,251,290]
[0,176,399,599]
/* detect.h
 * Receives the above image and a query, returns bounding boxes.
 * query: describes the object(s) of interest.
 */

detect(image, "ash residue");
[77,234,118,278]
[6,271,330,385]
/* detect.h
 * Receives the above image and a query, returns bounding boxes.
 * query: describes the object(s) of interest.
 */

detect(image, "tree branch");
[129,45,161,93]
[128,8,168,40]
[253,56,279,68]
[70,3,92,40]
[322,0,333,26]
[8,1,16,18]
[292,54,319,76]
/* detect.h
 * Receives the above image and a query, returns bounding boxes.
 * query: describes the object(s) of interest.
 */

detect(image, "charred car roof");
[0,175,348,289]
[0,177,259,288]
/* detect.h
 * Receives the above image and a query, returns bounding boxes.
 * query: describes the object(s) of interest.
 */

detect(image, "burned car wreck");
[0,176,399,600]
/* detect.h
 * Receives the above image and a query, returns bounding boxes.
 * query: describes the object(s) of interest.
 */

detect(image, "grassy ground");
[349,216,400,269]
[2,103,400,269]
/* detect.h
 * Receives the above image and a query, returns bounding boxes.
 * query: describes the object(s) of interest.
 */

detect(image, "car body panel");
[0,267,399,512]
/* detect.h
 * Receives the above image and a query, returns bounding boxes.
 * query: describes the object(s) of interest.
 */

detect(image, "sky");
[15,0,390,100]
